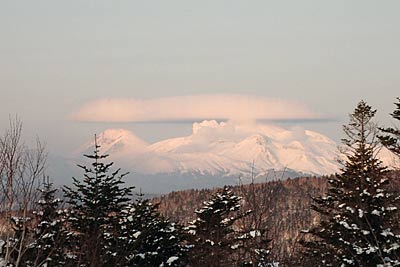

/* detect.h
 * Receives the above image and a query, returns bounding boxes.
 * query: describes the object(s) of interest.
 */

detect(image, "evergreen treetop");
[63,138,134,267]
[27,178,65,267]
[63,142,133,222]
[379,97,400,157]
[186,186,255,267]
[302,101,400,267]
[118,194,186,267]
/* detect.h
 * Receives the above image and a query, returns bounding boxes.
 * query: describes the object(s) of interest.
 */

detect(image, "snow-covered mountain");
[78,128,148,157]
[74,121,345,193]
[58,119,397,194]
[142,121,341,176]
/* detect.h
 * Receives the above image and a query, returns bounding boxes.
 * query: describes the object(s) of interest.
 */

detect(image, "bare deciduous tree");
[0,116,47,266]
[236,164,273,266]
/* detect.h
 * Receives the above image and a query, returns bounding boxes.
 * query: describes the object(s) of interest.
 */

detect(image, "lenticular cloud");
[69,94,321,123]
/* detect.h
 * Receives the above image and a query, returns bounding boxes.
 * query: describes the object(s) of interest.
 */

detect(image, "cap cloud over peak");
[69,95,323,123]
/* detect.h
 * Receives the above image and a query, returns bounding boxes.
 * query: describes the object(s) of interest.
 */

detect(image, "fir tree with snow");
[117,194,186,267]
[302,101,400,266]
[379,97,400,158]
[25,178,65,267]
[63,138,134,267]
[185,186,259,267]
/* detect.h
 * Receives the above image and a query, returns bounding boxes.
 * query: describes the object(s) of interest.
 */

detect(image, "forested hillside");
[155,173,400,265]
[154,176,327,263]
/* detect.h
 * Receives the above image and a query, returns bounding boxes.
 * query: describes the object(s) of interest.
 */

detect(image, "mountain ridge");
[50,120,396,194]
[77,120,341,179]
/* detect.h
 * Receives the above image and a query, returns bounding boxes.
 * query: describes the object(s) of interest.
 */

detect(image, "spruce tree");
[302,101,400,266]
[379,97,400,157]
[63,139,134,267]
[185,186,254,267]
[118,195,186,267]
[26,178,65,267]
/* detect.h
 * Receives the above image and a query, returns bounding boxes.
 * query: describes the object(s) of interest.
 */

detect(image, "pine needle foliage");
[186,186,254,267]
[118,194,186,267]
[301,101,400,267]
[63,138,134,267]
[379,97,400,157]
[26,179,65,267]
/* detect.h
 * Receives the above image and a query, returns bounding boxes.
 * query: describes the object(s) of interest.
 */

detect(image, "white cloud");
[69,94,322,122]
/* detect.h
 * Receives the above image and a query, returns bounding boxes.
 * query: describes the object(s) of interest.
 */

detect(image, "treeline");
[155,173,400,265]
[0,99,398,267]
[155,176,328,264]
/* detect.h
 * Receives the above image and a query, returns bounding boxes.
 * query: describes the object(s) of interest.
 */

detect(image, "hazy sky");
[1,1,399,156]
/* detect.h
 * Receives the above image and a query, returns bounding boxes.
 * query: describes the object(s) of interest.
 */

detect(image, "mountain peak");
[97,128,137,143]
[77,128,148,157]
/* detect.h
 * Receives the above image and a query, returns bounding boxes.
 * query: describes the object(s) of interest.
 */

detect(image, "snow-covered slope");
[146,121,340,176]
[77,128,148,157]
[69,120,398,193]
[77,121,341,178]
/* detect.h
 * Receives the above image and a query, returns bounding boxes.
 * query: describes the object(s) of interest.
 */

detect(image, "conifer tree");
[185,186,254,267]
[379,97,400,157]
[302,101,400,266]
[63,139,134,267]
[118,194,186,267]
[26,178,65,267]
